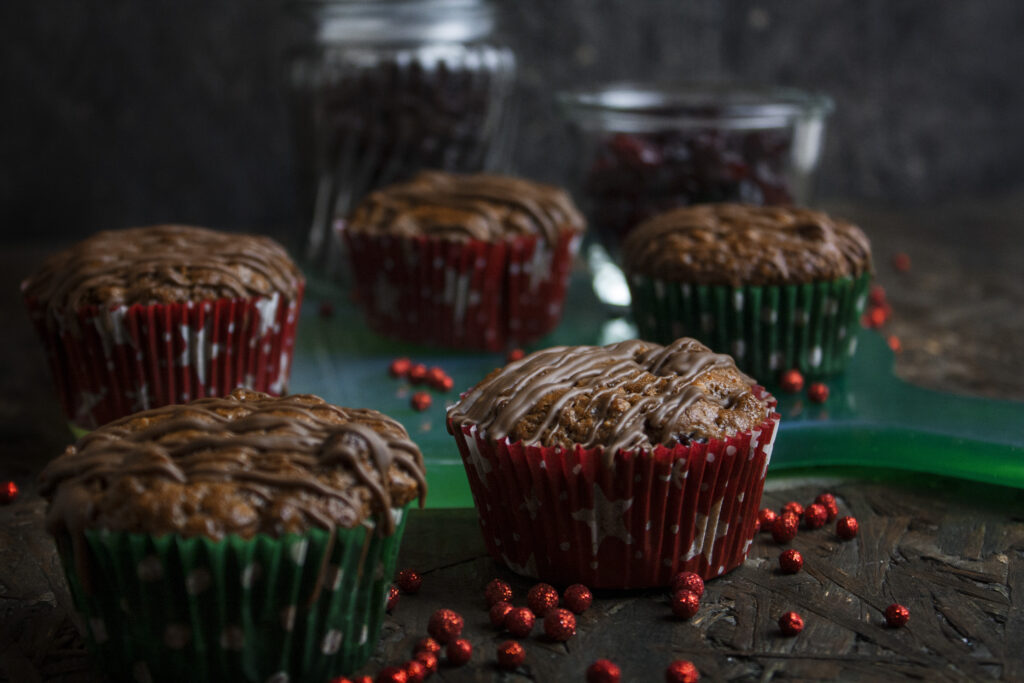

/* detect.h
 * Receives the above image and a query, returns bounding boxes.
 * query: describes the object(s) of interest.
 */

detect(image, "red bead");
[489,601,513,628]
[669,571,705,598]
[504,606,535,638]
[328,677,352,683]
[670,589,700,620]
[665,660,700,683]
[563,583,593,614]
[389,357,412,378]
[527,582,559,616]
[410,392,432,412]
[869,284,887,306]
[386,585,400,612]
[484,578,513,606]
[446,638,472,666]
[426,366,448,389]
[414,637,441,656]
[586,658,621,683]
[836,515,859,540]
[352,678,373,683]
[506,348,525,363]
[414,651,438,675]
[1,481,17,504]
[404,660,427,683]
[892,252,911,272]
[803,503,828,530]
[781,501,804,517]
[771,512,799,544]
[779,368,804,393]
[427,608,464,644]
[375,667,408,683]
[779,549,803,574]
[496,640,525,670]
[396,568,422,594]
[318,301,334,318]
[807,382,829,403]
[885,603,910,627]
[778,611,804,636]
[754,518,761,533]
[408,363,429,384]
[436,375,454,392]
[814,493,839,520]
[887,335,903,353]
[758,508,778,532]
[543,608,576,641]
[865,306,888,329]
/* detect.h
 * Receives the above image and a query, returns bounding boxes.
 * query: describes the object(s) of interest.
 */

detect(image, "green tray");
[291,272,1024,507]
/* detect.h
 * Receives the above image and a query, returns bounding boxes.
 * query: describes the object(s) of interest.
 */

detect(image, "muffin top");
[447,337,772,457]
[22,224,303,311]
[622,204,871,286]
[38,388,426,540]
[346,170,585,245]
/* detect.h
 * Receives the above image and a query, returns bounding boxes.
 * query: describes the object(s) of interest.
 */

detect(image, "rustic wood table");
[1,197,1023,682]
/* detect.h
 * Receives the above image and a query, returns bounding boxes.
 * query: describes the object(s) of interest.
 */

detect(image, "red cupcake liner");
[449,388,780,588]
[342,230,580,351]
[25,284,304,430]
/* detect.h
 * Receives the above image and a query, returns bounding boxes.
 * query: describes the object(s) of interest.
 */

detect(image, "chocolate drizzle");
[621,204,872,287]
[447,337,768,459]
[346,171,585,246]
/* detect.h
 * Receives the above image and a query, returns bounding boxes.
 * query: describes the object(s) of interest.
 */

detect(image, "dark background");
[2,1,1023,244]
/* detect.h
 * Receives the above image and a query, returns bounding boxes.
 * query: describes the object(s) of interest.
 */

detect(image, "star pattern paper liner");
[628,273,871,381]
[24,285,304,430]
[341,230,580,351]
[449,388,780,588]
[56,508,408,683]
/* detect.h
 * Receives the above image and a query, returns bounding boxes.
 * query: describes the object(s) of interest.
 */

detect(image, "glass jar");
[286,0,517,276]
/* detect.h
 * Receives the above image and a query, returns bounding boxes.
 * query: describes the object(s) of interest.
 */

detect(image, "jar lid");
[294,0,496,44]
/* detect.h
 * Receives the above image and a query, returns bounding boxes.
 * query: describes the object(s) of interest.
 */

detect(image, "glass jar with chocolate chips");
[286,0,517,276]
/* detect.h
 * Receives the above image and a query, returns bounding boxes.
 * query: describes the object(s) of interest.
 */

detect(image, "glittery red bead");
[669,571,705,598]
[758,508,778,532]
[869,284,887,306]
[779,368,804,393]
[778,611,804,636]
[414,651,438,675]
[754,518,761,533]
[815,493,839,520]
[426,366,446,386]
[504,606,535,638]
[865,306,888,329]
[414,637,441,656]
[496,640,525,670]
[389,357,412,378]
[484,578,513,606]
[386,585,400,612]
[836,515,859,540]
[506,348,525,363]
[446,638,472,666]
[885,603,910,627]
[408,363,429,384]
[781,501,804,517]
[427,608,464,644]
[803,503,828,529]
[887,335,903,353]
[586,658,621,683]
[670,589,700,620]
[527,582,560,616]
[404,660,427,683]
[665,659,700,683]
[328,676,352,683]
[318,301,334,318]
[375,667,408,683]
[892,252,911,272]
[436,375,454,392]
[489,601,513,628]
[410,392,432,412]
[563,583,593,614]
[1,481,17,504]
[543,608,576,641]
[779,549,803,574]
[807,382,829,403]
[396,569,422,594]
[353,677,373,683]
[771,512,799,544]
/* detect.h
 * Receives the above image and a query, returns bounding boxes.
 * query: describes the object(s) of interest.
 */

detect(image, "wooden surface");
[1,197,1023,681]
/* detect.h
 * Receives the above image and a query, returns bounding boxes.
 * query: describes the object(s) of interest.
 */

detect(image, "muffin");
[622,204,872,380]
[447,337,780,588]
[341,170,585,351]
[38,388,427,682]
[22,225,305,430]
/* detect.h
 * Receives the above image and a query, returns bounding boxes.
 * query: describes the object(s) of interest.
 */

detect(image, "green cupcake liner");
[57,508,409,683]
[629,273,871,382]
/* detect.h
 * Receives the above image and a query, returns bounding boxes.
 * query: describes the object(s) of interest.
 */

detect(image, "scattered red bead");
[328,677,352,683]
[375,667,408,683]
[386,585,400,612]
[754,518,761,533]
[410,392,432,412]
[414,651,438,675]
[869,284,887,307]
[779,549,803,574]
[1,481,17,505]
[527,582,560,616]
[408,363,429,384]
[587,658,622,683]
[892,252,911,272]
[814,493,839,520]
[506,348,525,363]
[404,660,427,683]
[885,603,910,627]
[435,375,454,392]
[864,306,889,329]
[543,608,576,641]
[779,368,804,394]
[427,608,464,644]
[803,503,828,529]
[484,578,513,606]
[563,583,593,614]
[807,382,829,403]
[396,568,422,594]
[665,659,700,683]
[887,335,903,353]
[758,508,778,532]
[496,640,525,670]
[771,512,800,544]
[318,301,334,318]
[504,606,535,638]
[426,366,448,388]
[781,501,804,517]
[414,637,441,656]
[778,611,804,636]
[353,677,373,683]
[489,601,513,628]
[836,515,859,540]
[389,357,412,378]
[446,638,472,666]
[669,571,705,598]
[670,589,701,620]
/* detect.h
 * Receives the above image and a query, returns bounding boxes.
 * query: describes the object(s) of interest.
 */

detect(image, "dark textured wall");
[2,1,1023,242]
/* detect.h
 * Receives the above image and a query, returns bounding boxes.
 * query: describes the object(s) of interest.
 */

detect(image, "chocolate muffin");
[39,388,426,681]
[447,337,780,588]
[22,225,305,429]
[341,171,585,350]
[622,203,872,380]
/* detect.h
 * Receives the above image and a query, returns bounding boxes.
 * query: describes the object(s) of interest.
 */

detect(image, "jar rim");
[292,0,496,44]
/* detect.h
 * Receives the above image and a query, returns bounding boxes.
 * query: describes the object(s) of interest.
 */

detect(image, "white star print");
[682,498,725,562]
[571,485,634,556]
[670,458,689,489]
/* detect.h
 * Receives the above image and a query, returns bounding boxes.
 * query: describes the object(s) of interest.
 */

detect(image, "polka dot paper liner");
[24,284,304,431]
[55,506,410,682]
[448,388,780,589]
[627,273,871,382]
